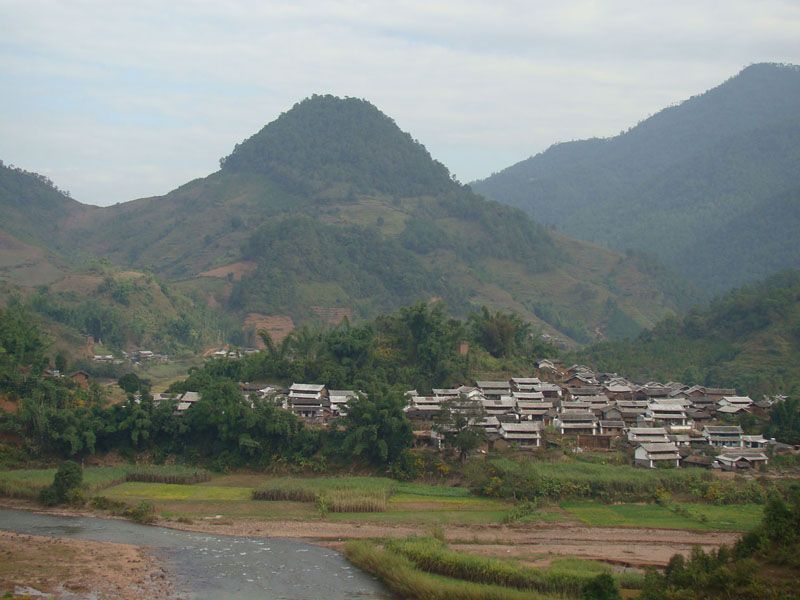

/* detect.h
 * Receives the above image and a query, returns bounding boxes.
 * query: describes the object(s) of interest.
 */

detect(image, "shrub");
[127,501,156,524]
[582,573,621,600]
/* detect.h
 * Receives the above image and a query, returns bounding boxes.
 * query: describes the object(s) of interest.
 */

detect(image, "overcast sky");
[1,1,799,206]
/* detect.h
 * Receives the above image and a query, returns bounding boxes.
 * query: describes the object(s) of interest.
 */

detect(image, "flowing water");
[0,508,389,599]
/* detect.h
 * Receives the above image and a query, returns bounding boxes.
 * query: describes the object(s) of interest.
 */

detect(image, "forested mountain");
[472,63,800,293]
[577,270,800,398]
[1,96,688,349]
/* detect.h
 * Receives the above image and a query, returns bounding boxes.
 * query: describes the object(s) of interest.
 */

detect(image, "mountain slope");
[2,96,689,344]
[472,63,800,293]
[576,269,800,397]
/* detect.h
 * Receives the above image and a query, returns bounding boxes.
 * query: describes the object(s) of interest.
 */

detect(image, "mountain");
[576,269,800,398]
[472,63,800,293]
[1,95,689,347]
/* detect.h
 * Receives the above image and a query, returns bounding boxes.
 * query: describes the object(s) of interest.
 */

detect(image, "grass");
[344,540,559,600]
[103,482,252,502]
[562,501,763,531]
[0,465,211,500]
[0,467,130,499]
[252,476,396,512]
[487,457,713,502]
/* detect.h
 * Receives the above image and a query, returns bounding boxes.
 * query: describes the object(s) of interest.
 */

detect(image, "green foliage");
[577,269,800,400]
[338,388,413,467]
[640,489,800,599]
[581,574,621,600]
[253,476,395,512]
[220,94,455,197]
[434,394,488,462]
[466,457,714,503]
[469,307,530,358]
[39,460,83,506]
[474,63,800,293]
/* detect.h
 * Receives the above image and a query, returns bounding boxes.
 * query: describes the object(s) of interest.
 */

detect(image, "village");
[157,357,793,472]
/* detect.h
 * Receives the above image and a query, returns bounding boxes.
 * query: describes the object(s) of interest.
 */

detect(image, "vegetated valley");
[1,71,800,600]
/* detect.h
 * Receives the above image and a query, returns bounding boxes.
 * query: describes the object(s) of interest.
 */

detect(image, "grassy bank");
[252,476,396,512]
[344,540,560,600]
[386,537,644,595]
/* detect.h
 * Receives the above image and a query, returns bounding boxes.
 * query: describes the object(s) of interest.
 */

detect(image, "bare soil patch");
[244,313,295,346]
[0,530,177,599]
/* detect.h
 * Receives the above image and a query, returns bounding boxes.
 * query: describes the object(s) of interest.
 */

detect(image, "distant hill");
[576,269,800,398]
[1,96,690,346]
[472,63,800,293]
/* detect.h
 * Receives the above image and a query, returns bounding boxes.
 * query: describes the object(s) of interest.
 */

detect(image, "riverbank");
[0,498,739,568]
[0,530,177,599]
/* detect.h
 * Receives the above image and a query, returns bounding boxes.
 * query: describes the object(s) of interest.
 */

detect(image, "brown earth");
[161,518,738,567]
[0,530,179,599]
[244,313,295,346]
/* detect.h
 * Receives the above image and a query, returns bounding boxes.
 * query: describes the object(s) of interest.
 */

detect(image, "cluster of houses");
[92,349,169,365]
[156,358,793,471]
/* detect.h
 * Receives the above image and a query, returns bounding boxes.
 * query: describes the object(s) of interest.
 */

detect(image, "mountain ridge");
[472,62,800,293]
[1,95,689,347]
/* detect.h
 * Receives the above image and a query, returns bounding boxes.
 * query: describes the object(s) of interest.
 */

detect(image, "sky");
[1,1,799,206]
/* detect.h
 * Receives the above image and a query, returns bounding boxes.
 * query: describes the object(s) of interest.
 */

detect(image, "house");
[329,390,359,415]
[476,381,511,400]
[682,454,715,469]
[482,396,517,417]
[510,377,541,392]
[288,383,329,419]
[627,427,670,444]
[598,420,625,436]
[68,371,90,390]
[742,435,768,449]
[498,421,543,448]
[554,411,598,436]
[515,400,554,423]
[705,388,737,400]
[173,391,201,415]
[702,425,743,448]
[568,386,604,398]
[532,383,563,399]
[717,396,753,412]
[634,442,681,468]
[404,396,442,420]
[604,383,633,400]
[716,449,769,471]
[563,373,597,388]
[615,401,649,426]
[647,403,692,428]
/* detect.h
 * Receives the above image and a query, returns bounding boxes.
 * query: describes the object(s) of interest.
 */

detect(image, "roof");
[719,396,753,404]
[639,442,679,453]
[628,427,668,434]
[500,422,543,433]
[703,426,743,434]
[600,420,625,427]
[290,383,325,393]
[511,377,541,385]
[476,380,511,389]
[558,412,597,422]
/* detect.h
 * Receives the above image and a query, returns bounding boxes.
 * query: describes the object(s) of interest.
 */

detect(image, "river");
[0,508,389,599]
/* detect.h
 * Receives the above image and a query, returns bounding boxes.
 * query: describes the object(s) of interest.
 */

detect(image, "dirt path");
[0,530,179,599]
[161,518,738,567]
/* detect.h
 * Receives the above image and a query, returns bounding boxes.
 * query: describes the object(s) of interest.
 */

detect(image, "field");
[561,501,763,532]
[345,537,646,600]
[0,465,210,500]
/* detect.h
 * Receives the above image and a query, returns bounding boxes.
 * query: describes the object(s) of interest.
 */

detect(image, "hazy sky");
[2,1,799,206]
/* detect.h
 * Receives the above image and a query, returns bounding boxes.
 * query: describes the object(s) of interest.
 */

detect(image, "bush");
[582,573,621,600]
[39,461,83,506]
[127,501,156,524]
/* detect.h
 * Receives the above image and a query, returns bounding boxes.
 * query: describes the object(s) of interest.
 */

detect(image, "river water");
[0,508,389,599]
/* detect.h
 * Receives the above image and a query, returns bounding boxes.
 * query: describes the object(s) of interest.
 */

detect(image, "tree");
[433,393,487,462]
[40,460,83,506]
[339,388,413,467]
[469,306,530,358]
[54,352,68,373]
[118,373,148,396]
[581,573,621,600]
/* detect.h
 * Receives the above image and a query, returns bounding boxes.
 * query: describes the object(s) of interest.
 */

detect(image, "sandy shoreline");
[0,530,179,599]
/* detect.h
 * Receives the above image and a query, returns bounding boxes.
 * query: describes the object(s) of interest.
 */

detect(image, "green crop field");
[561,501,763,531]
